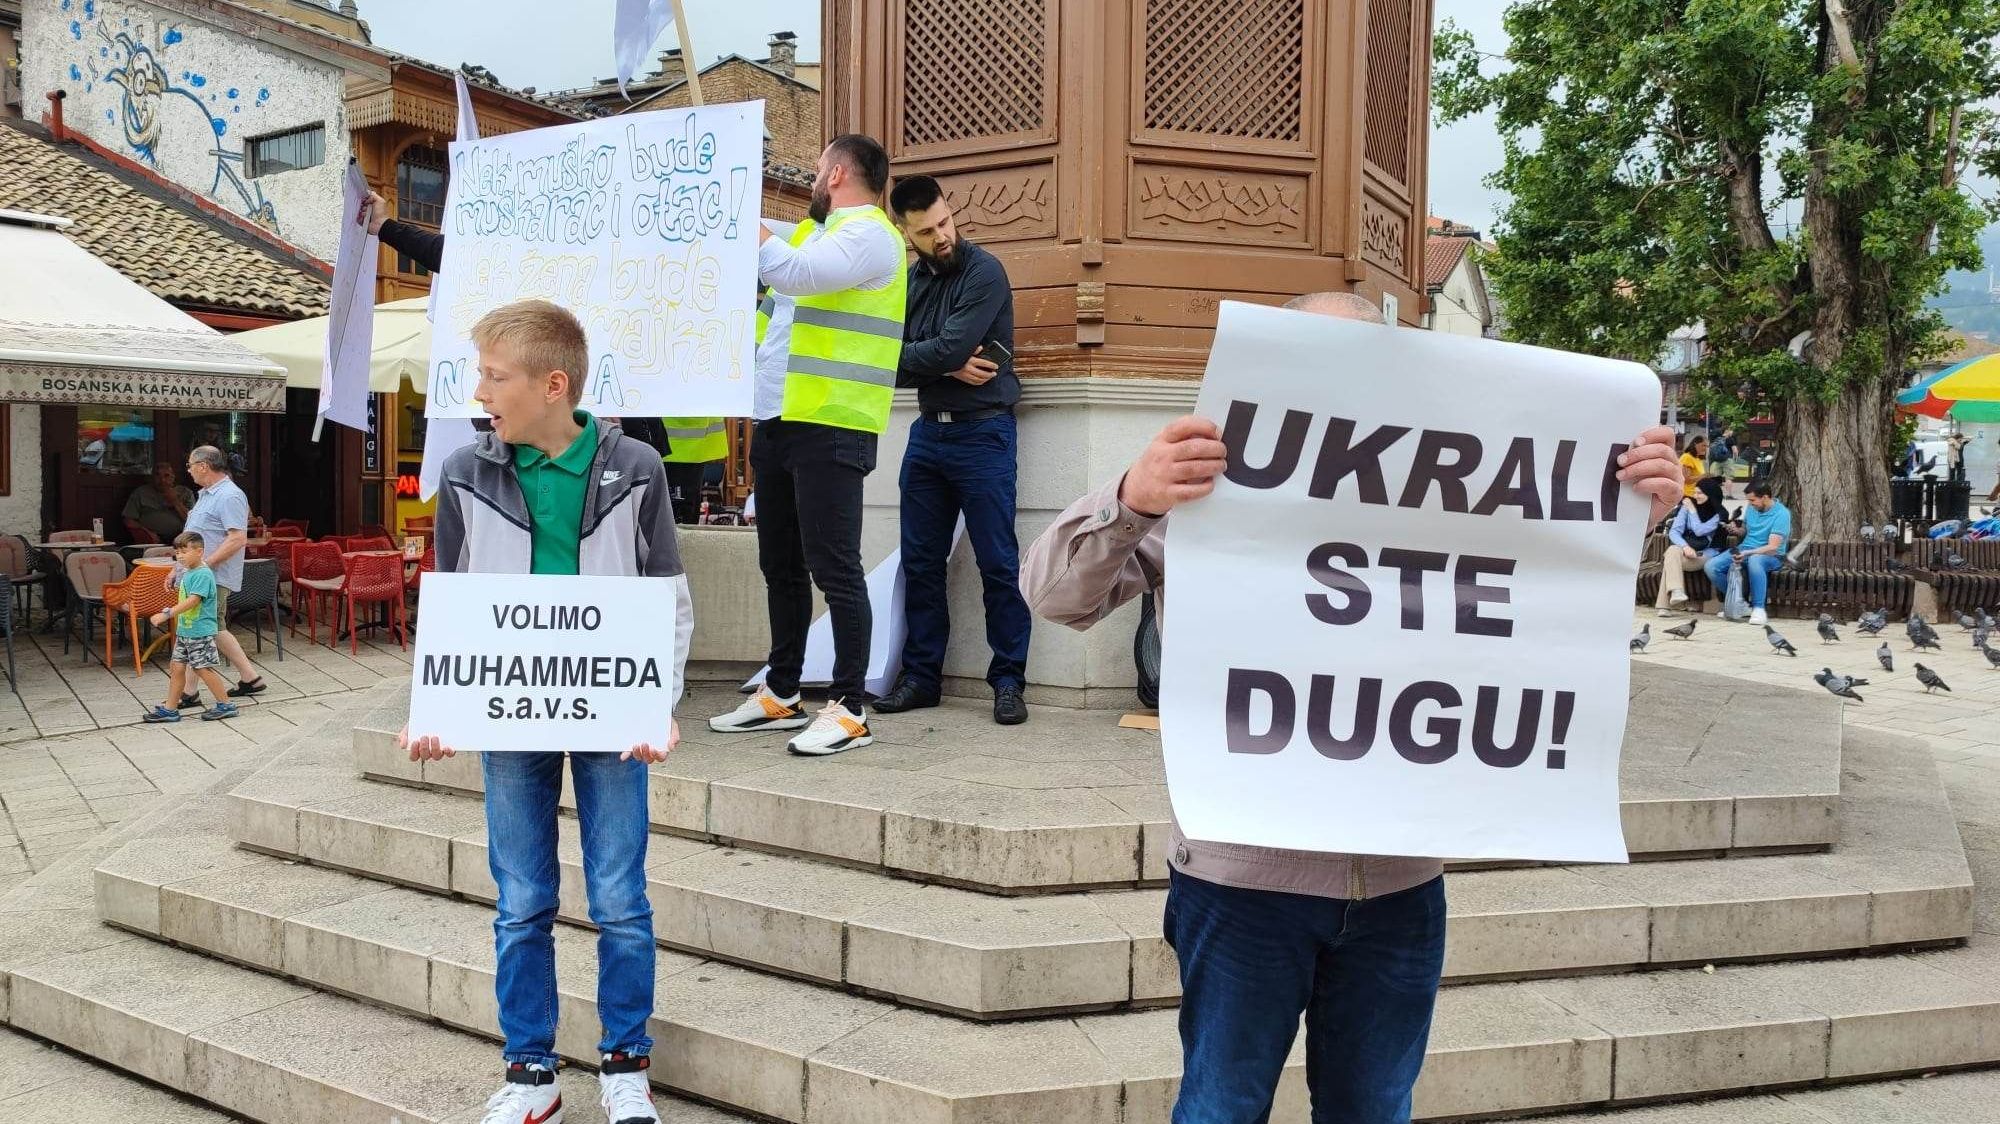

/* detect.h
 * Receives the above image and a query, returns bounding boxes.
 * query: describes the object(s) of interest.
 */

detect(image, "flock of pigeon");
[1631,605,1994,702]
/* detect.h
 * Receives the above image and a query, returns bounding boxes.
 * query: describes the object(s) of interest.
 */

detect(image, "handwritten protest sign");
[408,573,679,752]
[425,102,763,419]
[1159,302,1657,863]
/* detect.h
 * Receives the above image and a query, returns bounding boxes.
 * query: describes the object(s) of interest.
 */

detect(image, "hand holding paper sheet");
[1158,302,1658,864]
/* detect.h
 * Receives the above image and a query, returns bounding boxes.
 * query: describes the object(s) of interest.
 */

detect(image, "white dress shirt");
[754,207,904,420]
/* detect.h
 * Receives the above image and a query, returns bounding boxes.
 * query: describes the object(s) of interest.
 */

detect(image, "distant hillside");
[1932,228,2000,338]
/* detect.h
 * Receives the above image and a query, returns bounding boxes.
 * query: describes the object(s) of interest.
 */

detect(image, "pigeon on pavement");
[1814,668,1866,701]
[1665,618,1697,640]
[1857,609,1888,636]
[1959,612,1980,631]
[1976,624,1991,652]
[1913,630,1944,651]
[1765,625,1797,657]
[1631,624,1650,653]
[1984,645,2000,670]
[1915,663,1952,693]
[1817,615,1840,643]
[1877,643,1894,673]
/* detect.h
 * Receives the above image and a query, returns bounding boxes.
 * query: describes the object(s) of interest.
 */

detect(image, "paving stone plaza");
[1,605,1999,1120]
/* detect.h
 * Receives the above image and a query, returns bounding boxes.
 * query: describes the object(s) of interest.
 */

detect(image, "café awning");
[0,211,288,413]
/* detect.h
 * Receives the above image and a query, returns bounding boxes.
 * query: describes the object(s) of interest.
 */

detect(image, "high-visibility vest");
[754,208,907,435]
[660,416,727,463]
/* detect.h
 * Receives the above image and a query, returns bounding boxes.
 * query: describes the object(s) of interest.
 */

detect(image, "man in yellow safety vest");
[658,416,725,524]
[707,134,907,757]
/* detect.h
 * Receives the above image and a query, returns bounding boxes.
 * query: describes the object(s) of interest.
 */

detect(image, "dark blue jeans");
[897,414,1032,692]
[1165,869,1447,1124]
[483,751,655,1067]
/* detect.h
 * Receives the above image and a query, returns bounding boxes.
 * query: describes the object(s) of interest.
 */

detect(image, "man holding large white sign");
[425,103,763,421]
[403,299,691,1124]
[1020,293,1681,1123]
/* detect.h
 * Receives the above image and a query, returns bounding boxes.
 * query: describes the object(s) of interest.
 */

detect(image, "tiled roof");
[0,121,329,319]
[1425,235,1475,289]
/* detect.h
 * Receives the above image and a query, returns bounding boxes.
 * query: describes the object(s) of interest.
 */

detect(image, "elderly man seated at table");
[123,462,193,542]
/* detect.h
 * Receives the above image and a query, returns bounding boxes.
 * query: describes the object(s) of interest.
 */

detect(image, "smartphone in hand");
[980,338,1014,369]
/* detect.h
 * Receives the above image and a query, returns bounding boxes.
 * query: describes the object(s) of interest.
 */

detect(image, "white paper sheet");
[408,573,679,753]
[317,162,377,433]
[425,103,763,421]
[1158,302,1657,864]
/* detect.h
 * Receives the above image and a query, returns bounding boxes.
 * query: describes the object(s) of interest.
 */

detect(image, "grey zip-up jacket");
[1020,474,1443,901]
[434,417,694,711]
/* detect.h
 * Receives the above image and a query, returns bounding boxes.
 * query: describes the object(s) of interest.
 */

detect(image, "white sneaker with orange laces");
[709,686,809,733]
[786,700,873,756]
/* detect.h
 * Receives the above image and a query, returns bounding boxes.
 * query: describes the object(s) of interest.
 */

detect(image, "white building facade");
[20,0,347,260]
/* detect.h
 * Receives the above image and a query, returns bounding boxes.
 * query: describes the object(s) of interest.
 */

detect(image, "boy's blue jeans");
[1166,869,1447,1123]
[482,751,654,1066]
[1703,551,1784,608]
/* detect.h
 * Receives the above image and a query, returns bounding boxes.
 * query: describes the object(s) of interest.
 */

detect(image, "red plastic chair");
[347,536,395,555]
[289,540,345,646]
[273,518,310,536]
[358,523,394,541]
[339,551,407,653]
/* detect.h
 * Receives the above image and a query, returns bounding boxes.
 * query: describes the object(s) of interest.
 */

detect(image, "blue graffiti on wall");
[72,12,280,233]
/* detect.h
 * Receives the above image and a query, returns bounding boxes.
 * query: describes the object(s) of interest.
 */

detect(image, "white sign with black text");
[1159,302,1657,864]
[408,573,679,753]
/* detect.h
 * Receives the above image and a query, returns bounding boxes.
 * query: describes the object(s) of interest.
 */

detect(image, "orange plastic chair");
[290,540,345,646]
[340,551,407,653]
[103,563,177,676]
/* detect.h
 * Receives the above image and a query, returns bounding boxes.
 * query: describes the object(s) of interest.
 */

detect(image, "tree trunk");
[1771,381,1893,539]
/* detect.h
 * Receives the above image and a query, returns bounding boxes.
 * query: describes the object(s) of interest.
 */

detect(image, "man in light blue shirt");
[1704,480,1792,625]
[178,445,267,702]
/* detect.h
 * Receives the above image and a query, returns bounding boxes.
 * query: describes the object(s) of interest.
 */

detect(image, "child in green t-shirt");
[141,531,238,723]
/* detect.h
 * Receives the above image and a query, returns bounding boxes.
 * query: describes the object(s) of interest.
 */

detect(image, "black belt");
[921,407,1012,424]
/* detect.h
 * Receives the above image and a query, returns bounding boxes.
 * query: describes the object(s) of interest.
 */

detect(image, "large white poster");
[409,573,680,753]
[1159,302,1657,863]
[425,102,764,419]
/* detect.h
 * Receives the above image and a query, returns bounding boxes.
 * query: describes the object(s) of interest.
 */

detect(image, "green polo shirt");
[511,412,599,576]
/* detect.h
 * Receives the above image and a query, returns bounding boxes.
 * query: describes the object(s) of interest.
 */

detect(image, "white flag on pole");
[614,0,676,96]
[418,72,483,502]
[318,161,377,434]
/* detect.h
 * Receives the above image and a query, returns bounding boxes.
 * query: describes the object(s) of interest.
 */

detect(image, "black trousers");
[662,461,705,524]
[751,419,875,707]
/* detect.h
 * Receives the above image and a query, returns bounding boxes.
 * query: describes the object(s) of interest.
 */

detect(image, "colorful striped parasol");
[1898,353,2000,422]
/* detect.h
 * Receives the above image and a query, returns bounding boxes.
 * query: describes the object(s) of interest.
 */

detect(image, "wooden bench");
[1912,538,2000,615]
[1765,542,1914,620]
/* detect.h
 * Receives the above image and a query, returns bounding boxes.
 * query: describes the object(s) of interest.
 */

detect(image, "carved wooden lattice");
[1142,0,1305,142]
[1364,0,1413,181]
[901,0,1047,147]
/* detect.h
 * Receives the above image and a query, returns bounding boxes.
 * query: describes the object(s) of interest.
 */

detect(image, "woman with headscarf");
[1658,475,1726,615]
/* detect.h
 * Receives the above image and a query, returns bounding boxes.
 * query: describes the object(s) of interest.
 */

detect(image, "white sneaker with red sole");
[478,1063,560,1124]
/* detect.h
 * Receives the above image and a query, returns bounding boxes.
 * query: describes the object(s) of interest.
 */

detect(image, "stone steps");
[352,667,1846,894]
[63,725,2000,1122]
[4,921,753,1124]
[222,724,1969,1017]
[1530,1068,2000,1123]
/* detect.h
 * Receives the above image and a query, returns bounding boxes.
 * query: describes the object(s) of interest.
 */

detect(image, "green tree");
[1435,1,2000,532]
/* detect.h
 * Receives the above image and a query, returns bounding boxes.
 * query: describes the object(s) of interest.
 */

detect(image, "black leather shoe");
[873,681,940,714]
[177,693,200,710]
[993,684,1028,726]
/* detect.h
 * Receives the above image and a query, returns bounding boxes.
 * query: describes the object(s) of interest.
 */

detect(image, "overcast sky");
[350,0,1518,237]
[356,0,823,94]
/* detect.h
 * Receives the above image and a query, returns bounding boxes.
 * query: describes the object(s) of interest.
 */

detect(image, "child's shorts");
[173,634,221,671]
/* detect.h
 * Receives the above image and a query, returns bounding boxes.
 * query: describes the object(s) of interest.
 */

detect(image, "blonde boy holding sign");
[402,300,690,1124]
[1021,293,1683,1124]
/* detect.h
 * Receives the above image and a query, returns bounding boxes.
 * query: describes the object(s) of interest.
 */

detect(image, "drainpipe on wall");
[45,90,66,143]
